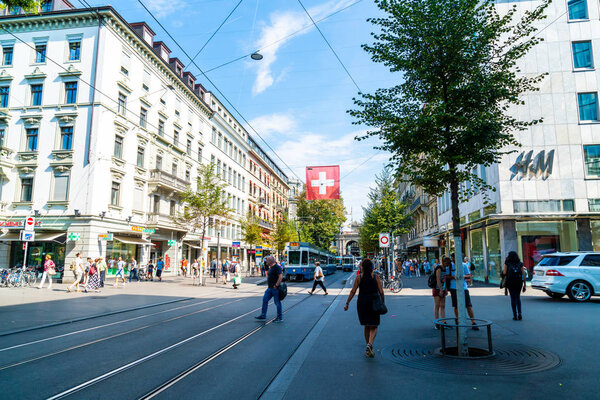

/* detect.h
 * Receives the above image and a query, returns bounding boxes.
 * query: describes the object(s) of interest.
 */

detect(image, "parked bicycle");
[380,273,403,293]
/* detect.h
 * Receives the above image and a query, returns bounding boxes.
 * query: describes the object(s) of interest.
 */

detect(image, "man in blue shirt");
[156,257,164,282]
[255,256,283,323]
[446,255,479,330]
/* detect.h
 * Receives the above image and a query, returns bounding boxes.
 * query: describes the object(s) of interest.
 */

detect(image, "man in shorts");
[114,256,126,287]
[446,258,479,330]
[156,257,164,281]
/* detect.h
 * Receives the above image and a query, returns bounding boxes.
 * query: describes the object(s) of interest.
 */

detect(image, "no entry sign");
[379,233,390,248]
[24,217,35,232]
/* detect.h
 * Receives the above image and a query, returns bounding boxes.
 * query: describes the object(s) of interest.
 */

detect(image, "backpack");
[505,262,523,286]
[427,266,440,288]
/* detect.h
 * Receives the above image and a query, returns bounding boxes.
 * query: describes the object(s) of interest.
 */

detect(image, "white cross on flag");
[306,165,340,200]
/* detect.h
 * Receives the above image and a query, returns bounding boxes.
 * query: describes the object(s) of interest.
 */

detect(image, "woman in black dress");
[502,251,526,320]
[344,258,385,358]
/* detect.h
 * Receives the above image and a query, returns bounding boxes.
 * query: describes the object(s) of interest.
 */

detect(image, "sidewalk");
[276,276,599,399]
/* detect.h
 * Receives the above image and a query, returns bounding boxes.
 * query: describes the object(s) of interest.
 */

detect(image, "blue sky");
[89,0,397,221]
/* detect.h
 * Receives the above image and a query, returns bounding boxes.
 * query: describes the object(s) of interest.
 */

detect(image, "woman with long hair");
[432,257,449,328]
[503,251,526,320]
[344,258,385,358]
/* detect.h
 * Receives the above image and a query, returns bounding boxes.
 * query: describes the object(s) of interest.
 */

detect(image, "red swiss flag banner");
[306,165,340,200]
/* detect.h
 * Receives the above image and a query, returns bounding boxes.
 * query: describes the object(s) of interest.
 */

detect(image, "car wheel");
[566,281,593,302]
[546,292,565,299]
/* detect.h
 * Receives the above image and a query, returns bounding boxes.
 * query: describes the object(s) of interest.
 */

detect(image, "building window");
[211,128,216,143]
[118,92,127,115]
[140,107,147,128]
[185,169,190,181]
[8,7,19,15]
[137,146,145,167]
[171,162,177,176]
[568,0,588,20]
[143,69,150,92]
[134,187,143,210]
[584,145,600,177]
[170,200,176,216]
[114,135,123,158]
[186,138,192,156]
[65,81,77,104]
[173,130,179,146]
[153,195,160,213]
[110,181,120,206]
[53,172,69,201]
[40,0,52,12]
[0,128,4,147]
[0,86,9,108]
[68,41,80,61]
[158,119,165,137]
[121,51,130,76]
[198,146,203,163]
[2,46,13,66]
[156,155,162,170]
[513,200,574,213]
[25,128,38,151]
[35,44,46,63]
[578,92,599,121]
[573,41,593,69]
[218,133,222,148]
[21,177,33,202]
[60,126,73,150]
[30,84,43,106]
[589,199,600,212]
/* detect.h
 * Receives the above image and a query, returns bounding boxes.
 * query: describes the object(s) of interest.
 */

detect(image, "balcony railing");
[259,219,274,230]
[149,169,190,192]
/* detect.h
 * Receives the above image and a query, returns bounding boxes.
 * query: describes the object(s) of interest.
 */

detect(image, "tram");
[341,255,356,272]
[285,242,337,281]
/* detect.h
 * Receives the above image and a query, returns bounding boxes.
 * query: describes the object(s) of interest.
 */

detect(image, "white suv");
[531,252,600,302]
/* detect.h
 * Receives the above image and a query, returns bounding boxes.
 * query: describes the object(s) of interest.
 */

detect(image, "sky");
[86,0,398,221]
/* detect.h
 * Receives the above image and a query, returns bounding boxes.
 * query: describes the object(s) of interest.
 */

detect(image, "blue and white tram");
[285,242,337,281]
[341,255,355,272]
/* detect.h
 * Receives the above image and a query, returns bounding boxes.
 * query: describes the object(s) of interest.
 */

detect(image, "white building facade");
[0,5,282,280]
[437,0,600,283]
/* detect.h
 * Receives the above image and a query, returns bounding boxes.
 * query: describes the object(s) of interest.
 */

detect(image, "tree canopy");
[1,1,43,12]
[270,215,294,257]
[359,168,412,253]
[240,212,263,249]
[296,189,346,250]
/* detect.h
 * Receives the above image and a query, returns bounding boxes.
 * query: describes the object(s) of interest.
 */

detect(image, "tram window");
[309,252,318,264]
[301,251,308,265]
[288,251,301,265]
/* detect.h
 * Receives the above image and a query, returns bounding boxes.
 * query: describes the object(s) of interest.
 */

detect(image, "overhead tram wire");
[136,0,304,182]
[295,0,361,93]
[204,0,364,73]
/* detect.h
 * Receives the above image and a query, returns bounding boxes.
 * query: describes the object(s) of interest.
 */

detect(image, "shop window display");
[470,229,485,281]
[486,225,502,284]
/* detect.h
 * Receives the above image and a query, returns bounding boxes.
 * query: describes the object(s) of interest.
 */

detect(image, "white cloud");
[252,0,355,94]
[145,0,186,18]
[248,113,297,137]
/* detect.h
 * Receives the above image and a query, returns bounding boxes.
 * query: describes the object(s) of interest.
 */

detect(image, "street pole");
[20,241,28,286]
[216,230,221,283]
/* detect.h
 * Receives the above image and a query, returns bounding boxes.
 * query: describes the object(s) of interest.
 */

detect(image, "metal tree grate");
[382,344,561,376]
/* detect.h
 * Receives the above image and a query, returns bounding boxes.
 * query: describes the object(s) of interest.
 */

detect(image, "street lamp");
[250,51,263,61]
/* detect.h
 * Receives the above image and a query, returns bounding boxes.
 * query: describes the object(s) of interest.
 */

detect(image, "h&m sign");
[510,150,554,181]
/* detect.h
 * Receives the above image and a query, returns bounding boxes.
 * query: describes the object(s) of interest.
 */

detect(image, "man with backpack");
[255,256,284,323]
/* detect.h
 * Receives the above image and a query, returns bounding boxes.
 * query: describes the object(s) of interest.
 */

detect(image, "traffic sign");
[232,241,240,248]
[24,216,35,232]
[68,232,80,241]
[379,233,390,248]
[20,231,35,242]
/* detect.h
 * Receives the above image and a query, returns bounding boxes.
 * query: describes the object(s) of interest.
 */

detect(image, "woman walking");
[308,261,328,295]
[85,258,101,293]
[432,257,449,329]
[38,254,56,290]
[344,259,385,358]
[503,251,526,320]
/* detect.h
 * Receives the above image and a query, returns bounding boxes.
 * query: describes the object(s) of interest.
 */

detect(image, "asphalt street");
[0,273,598,400]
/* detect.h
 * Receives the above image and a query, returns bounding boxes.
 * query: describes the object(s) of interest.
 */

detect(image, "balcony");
[258,219,274,230]
[410,195,429,213]
[149,169,191,193]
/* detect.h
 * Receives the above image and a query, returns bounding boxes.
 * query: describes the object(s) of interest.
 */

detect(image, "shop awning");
[113,235,154,246]
[183,242,203,249]
[0,232,66,242]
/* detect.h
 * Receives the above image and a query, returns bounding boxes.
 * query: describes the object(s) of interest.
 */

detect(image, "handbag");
[372,292,388,315]
[233,276,242,285]
[48,268,57,275]
[499,274,506,289]
[278,282,288,301]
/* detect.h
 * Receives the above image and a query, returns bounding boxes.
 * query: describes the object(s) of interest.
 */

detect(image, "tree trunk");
[449,167,469,357]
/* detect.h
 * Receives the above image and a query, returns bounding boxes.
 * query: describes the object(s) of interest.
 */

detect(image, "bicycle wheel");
[7,274,19,287]
[391,279,403,293]
[26,272,36,286]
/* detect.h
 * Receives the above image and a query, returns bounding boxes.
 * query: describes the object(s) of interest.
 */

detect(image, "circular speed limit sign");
[379,233,390,247]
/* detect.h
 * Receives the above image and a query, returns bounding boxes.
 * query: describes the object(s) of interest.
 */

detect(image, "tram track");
[44,274,347,400]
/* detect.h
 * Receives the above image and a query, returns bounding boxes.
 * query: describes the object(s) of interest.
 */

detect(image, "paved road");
[0,273,598,399]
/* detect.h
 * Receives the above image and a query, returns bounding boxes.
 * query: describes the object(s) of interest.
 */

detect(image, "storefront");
[469,228,485,282]
[106,235,153,275]
[485,225,502,284]
[1,231,66,279]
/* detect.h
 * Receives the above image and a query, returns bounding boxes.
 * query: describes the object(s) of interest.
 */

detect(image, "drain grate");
[382,344,561,376]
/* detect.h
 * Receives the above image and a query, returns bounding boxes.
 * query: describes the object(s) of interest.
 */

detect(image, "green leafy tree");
[270,215,294,258]
[240,212,263,250]
[349,0,549,356]
[359,168,412,253]
[1,1,43,12]
[296,189,346,250]
[173,163,232,267]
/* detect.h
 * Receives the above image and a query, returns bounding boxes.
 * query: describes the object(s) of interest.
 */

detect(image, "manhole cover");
[382,344,561,376]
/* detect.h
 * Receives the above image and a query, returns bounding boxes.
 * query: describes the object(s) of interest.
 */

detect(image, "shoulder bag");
[278,282,288,301]
[372,291,388,315]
